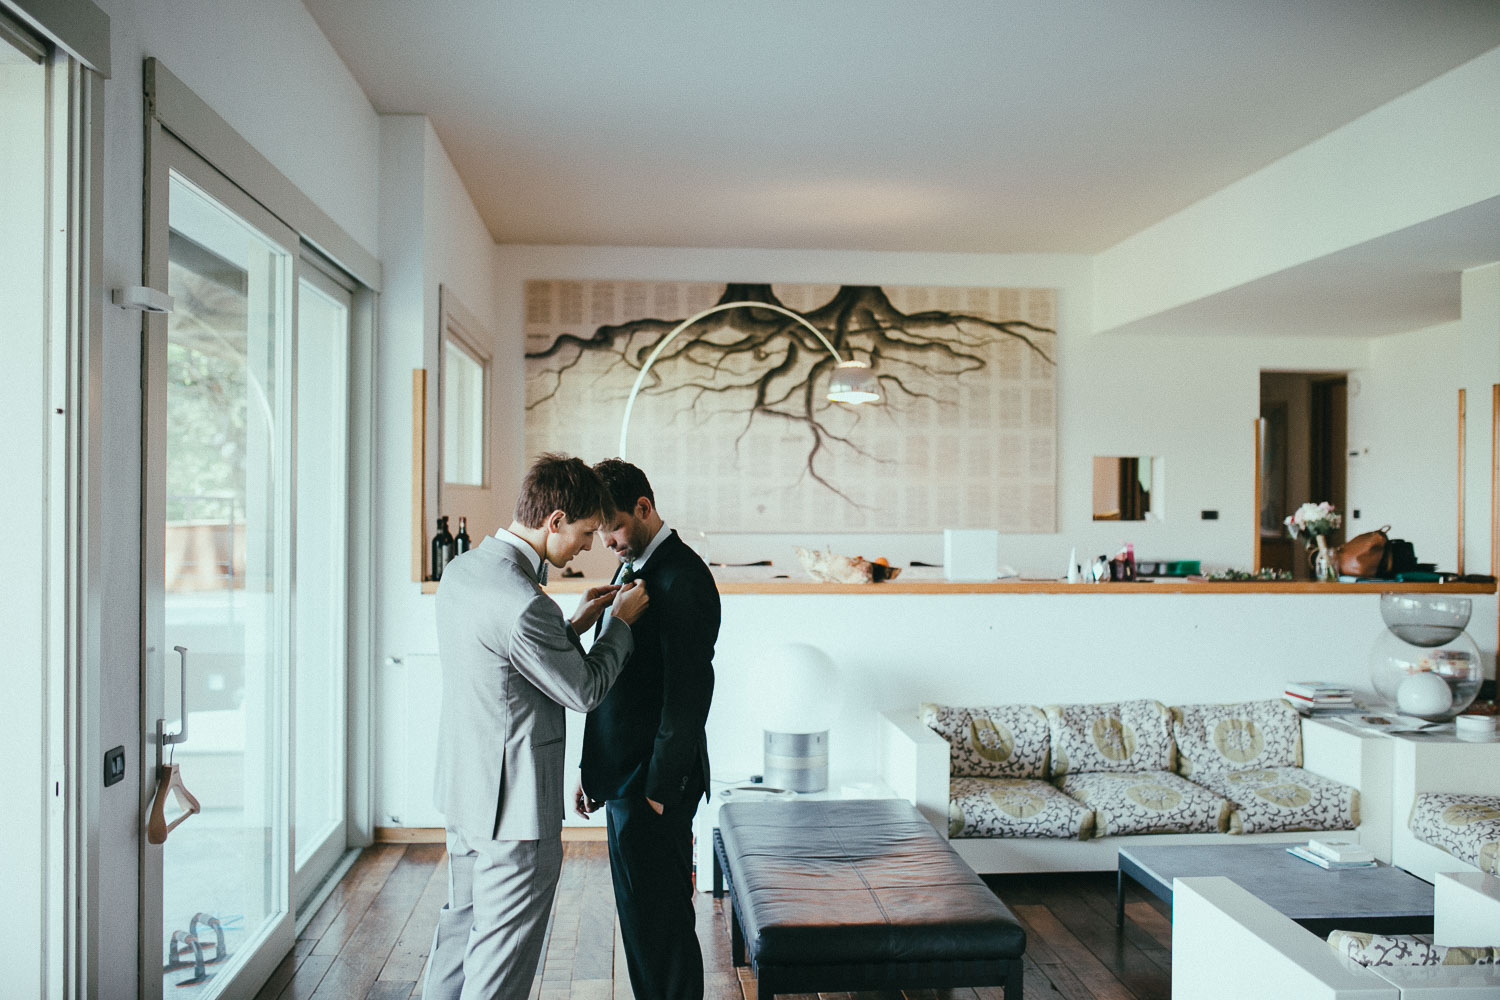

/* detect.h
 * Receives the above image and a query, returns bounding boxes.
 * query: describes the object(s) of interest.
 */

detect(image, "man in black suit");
[574,459,720,1000]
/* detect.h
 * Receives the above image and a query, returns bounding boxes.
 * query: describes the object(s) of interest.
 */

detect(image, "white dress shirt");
[495,528,545,582]
[632,522,673,570]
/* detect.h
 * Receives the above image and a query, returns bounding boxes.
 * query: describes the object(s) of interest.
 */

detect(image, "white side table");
[1434,871,1500,946]
[693,773,897,893]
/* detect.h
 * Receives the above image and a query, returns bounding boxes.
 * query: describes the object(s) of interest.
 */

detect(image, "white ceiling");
[306,1,1500,257]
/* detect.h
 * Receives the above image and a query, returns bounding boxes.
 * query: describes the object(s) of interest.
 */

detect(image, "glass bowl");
[1368,628,1483,720]
[1379,594,1471,647]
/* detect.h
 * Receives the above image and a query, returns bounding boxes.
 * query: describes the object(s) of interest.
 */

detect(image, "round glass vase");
[1369,595,1481,720]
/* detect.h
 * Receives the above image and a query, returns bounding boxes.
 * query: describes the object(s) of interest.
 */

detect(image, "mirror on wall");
[1093,456,1157,521]
[414,286,497,584]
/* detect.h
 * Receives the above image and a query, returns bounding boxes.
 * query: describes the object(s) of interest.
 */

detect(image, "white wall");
[1346,321,1463,567]
[372,115,501,828]
[90,0,384,992]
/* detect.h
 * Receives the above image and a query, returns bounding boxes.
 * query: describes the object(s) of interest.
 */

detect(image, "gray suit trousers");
[424,832,564,1000]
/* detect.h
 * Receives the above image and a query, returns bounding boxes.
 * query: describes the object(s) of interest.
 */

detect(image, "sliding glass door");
[292,263,351,909]
[143,130,354,999]
[147,154,297,999]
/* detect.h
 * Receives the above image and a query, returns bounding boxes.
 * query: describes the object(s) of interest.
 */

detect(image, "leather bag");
[1332,525,1391,577]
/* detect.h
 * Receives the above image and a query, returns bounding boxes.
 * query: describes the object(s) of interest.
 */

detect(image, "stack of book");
[1283,681,1355,714]
[1286,838,1376,870]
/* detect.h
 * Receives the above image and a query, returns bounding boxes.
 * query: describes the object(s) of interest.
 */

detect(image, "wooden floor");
[254,842,1174,1000]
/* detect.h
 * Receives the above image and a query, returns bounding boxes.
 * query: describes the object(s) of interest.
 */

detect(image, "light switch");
[104,745,125,787]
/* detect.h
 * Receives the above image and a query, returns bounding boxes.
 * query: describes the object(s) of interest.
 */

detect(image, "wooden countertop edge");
[531,579,1497,596]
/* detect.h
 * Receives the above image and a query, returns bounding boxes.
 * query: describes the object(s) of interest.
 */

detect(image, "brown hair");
[592,458,655,515]
[514,453,612,528]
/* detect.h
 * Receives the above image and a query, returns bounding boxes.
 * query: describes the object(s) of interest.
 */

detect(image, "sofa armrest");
[876,709,950,834]
[1435,871,1500,947]
[1172,877,1396,1000]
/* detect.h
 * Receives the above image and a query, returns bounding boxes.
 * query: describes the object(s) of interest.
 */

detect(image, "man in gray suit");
[426,454,649,1000]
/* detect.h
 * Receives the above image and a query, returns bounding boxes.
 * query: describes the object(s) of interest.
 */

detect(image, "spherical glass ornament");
[1395,672,1454,717]
[1368,627,1482,720]
[1379,594,1471,647]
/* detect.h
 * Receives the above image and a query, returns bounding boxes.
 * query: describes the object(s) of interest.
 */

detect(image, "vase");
[1314,535,1338,582]
[1369,595,1482,719]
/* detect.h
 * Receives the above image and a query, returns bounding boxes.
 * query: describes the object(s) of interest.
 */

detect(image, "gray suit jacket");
[433,536,633,843]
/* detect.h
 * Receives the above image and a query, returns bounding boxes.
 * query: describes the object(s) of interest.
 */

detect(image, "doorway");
[1259,372,1348,579]
[142,132,356,999]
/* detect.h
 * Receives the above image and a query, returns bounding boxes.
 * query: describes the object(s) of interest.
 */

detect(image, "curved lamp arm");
[618,300,852,459]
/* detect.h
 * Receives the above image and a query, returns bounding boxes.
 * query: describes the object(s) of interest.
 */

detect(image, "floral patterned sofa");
[877,697,1361,873]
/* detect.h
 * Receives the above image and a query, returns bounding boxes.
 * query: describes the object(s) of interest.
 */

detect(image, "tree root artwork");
[524,281,1058,533]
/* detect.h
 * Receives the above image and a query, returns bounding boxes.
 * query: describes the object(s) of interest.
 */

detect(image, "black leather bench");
[714,798,1026,999]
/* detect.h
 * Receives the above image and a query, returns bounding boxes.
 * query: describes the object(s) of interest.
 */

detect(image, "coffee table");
[1117,843,1434,936]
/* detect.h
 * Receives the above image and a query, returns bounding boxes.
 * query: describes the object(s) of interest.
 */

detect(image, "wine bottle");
[454,516,471,556]
[431,516,455,581]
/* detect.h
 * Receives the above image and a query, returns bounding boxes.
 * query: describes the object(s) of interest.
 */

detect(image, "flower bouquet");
[1284,502,1342,581]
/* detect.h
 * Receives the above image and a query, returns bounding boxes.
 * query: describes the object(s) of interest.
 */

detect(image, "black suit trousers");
[604,785,704,1000]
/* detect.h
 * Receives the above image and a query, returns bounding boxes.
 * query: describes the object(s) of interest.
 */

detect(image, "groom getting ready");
[575,458,721,1000]
[427,453,649,1000]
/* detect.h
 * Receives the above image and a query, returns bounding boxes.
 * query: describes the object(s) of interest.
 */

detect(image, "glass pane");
[162,174,290,997]
[444,339,485,485]
[293,278,347,872]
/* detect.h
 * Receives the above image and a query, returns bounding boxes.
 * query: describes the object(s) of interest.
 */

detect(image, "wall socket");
[1201,510,1219,520]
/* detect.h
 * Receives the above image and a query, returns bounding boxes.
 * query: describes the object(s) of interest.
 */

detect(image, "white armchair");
[1388,737,1500,882]
[1173,875,1500,1000]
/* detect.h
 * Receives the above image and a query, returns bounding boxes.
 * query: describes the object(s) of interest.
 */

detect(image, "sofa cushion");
[1169,699,1302,777]
[1328,930,1499,967]
[921,702,1050,779]
[1044,699,1175,777]
[947,776,1094,840]
[1410,793,1500,875]
[1192,766,1359,834]
[1056,770,1230,836]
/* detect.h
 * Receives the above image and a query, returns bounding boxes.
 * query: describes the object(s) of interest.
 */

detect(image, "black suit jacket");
[581,530,720,808]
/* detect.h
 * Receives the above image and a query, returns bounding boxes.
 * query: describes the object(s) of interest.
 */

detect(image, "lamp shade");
[827,360,880,404]
[755,643,841,734]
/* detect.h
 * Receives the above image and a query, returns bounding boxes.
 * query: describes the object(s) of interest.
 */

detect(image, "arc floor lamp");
[617,300,881,459]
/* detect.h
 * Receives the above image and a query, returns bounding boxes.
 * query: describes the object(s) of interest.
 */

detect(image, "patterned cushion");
[921,703,1051,779]
[1169,699,1302,777]
[947,776,1094,840]
[1410,793,1500,875]
[1044,699,1175,777]
[1193,766,1359,834]
[1056,770,1230,836]
[1328,930,1499,967]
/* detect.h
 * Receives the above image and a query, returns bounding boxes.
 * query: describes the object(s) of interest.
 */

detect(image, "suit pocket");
[530,734,564,749]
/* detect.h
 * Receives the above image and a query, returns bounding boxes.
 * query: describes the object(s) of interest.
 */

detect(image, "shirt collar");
[633,522,672,570]
[495,528,545,582]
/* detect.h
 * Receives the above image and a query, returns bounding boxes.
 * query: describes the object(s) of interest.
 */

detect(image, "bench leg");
[713,844,723,898]
[1116,867,1125,929]
[729,899,745,967]
[1005,958,1023,1000]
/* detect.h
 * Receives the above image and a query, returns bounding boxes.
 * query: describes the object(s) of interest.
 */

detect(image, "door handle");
[156,645,189,766]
